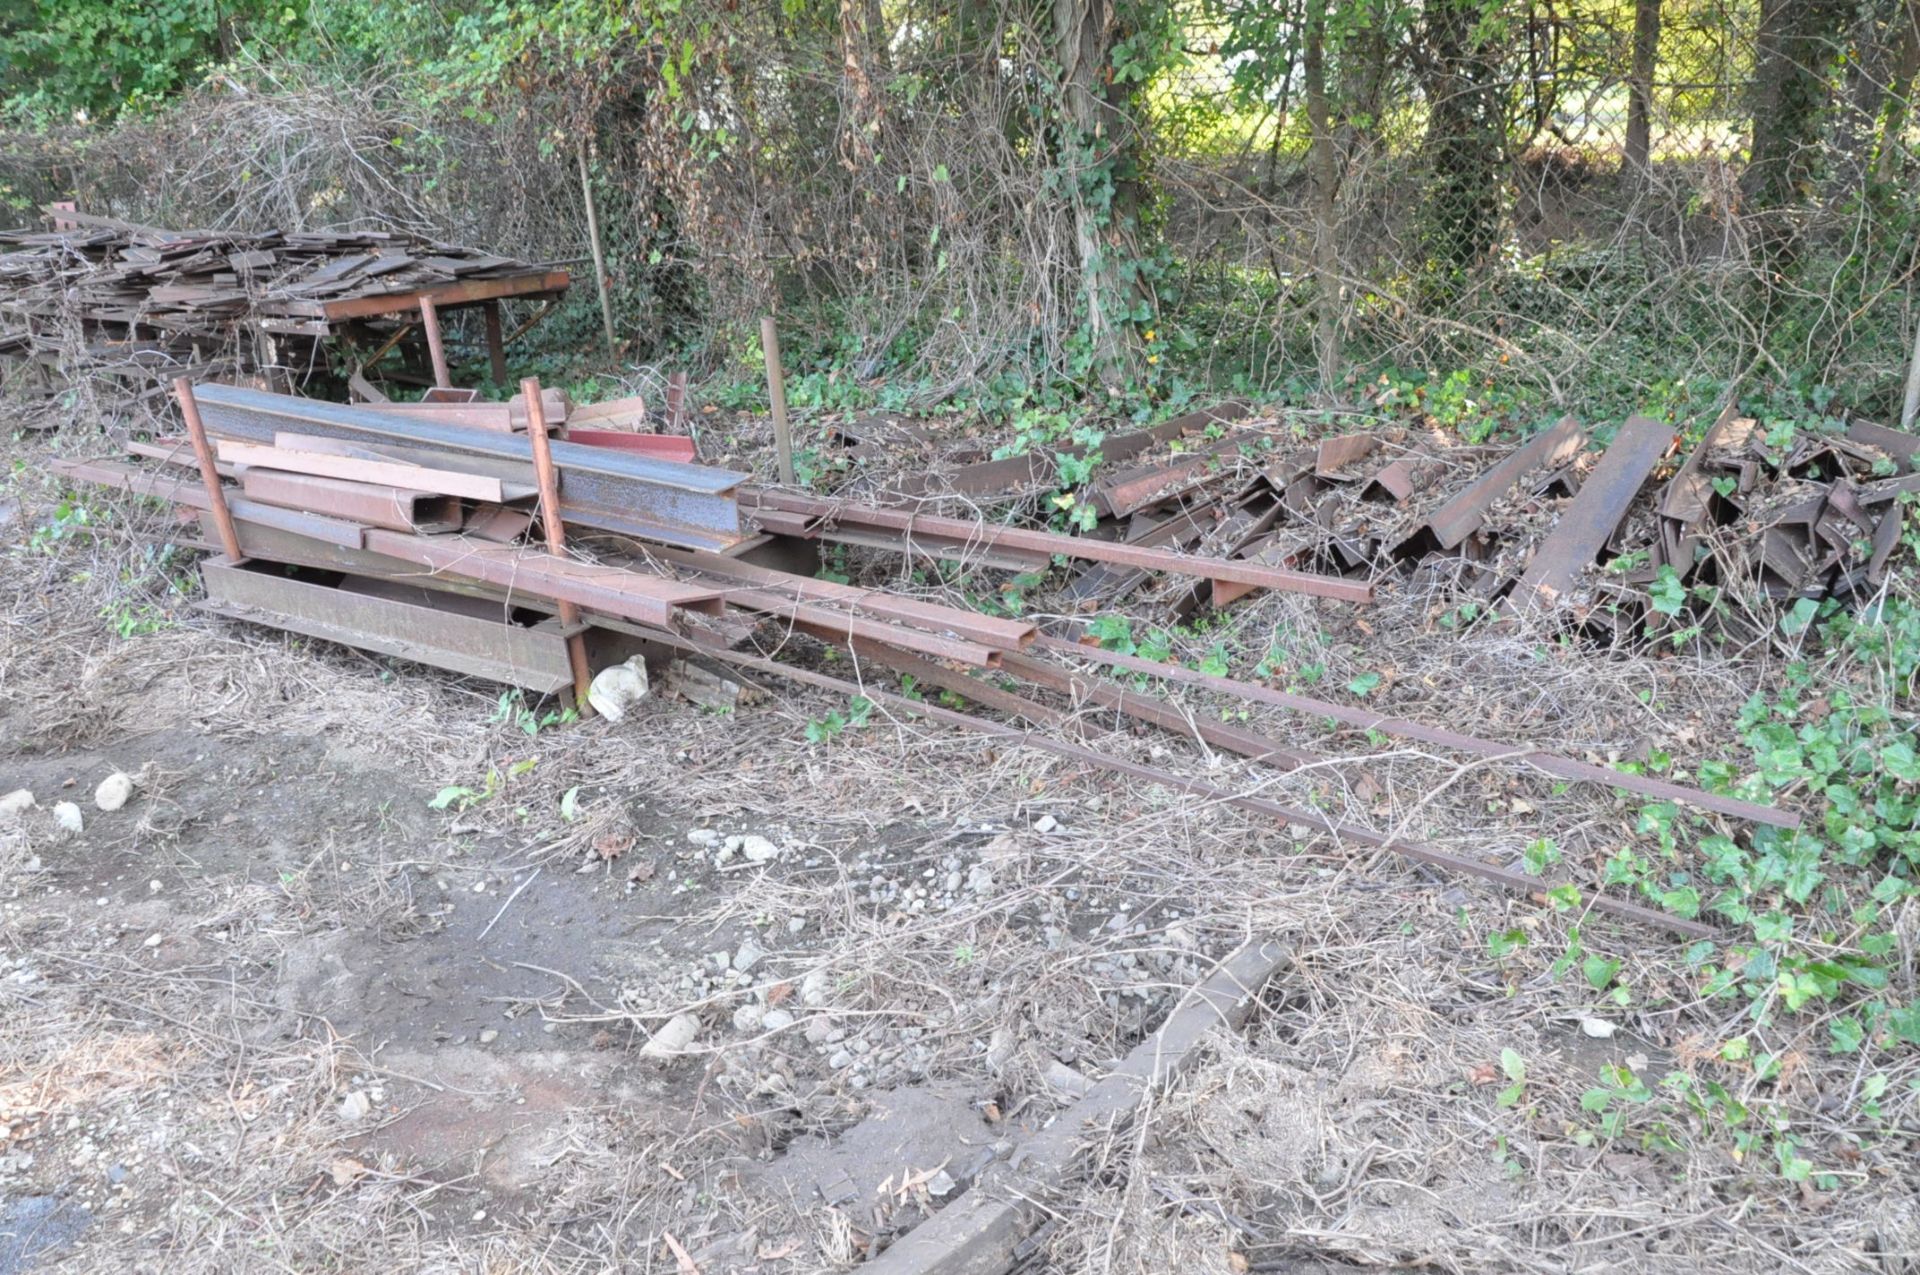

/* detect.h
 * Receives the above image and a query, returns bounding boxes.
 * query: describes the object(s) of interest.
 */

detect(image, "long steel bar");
[524,377,595,709]
[52,456,366,548]
[999,650,1318,770]
[746,490,1372,602]
[193,384,746,551]
[174,379,244,562]
[633,629,1715,938]
[647,544,1037,650]
[1035,634,1798,829]
[761,316,795,486]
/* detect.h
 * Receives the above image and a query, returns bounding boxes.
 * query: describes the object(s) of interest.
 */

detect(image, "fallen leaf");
[627,859,656,883]
[757,1240,800,1260]
[661,1230,701,1273]
[1468,1062,1499,1086]
[329,1157,367,1188]
[595,832,634,860]
[1227,1253,1250,1273]
[765,981,794,1007]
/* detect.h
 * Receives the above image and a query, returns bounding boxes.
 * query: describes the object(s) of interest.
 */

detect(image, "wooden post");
[761,316,794,486]
[522,377,596,716]
[174,378,245,563]
[418,295,451,389]
[578,141,617,356]
[482,301,508,386]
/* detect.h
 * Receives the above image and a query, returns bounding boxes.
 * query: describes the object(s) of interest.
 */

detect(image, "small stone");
[761,1009,795,1032]
[800,969,833,1007]
[828,1049,853,1069]
[471,880,487,893]
[967,865,995,894]
[804,1017,834,1044]
[641,1013,701,1059]
[479,1028,499,1044]
[93,773,134,813]
[732,939,765,973]
[733,1003,766,1033]
[50,803,83,836]
[926,1169,957,1197]
[1579,1017,1617,1039]
[787,916,807,934]
[142,933,163,949]
[337,1091,373,1122]
[1043,1058,1095,1099]
[686,828,720,847]
[985,1027,1016,1073]
[1032,814,1058,833]
[740,835,780,864]
[0,790,34,821]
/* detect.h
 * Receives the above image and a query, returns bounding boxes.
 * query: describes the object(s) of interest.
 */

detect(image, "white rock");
[1579,1017,1617,1039]
[800,969,833,1007]
[479,1028,499,1044]
[337,1091,373,1122]
[641,1013,701,1059]
[732,1003,766,1033]
[732,939,765,973]
[787,916,807,934]
[740,835,780,864]
[0,790,35,821]
[985,1027,1017,1073]
[967,865,995,895]
[686,828,720,847]
[1043,1058,1095,1099]
[1032,814,1059,833]
[586,656,651,722]
[142,933,163,949]
[94,773,134,813]
[50,803,83,836]
[761,1009,796,1032]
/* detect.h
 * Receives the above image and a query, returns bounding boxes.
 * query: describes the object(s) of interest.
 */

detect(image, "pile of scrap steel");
[0,207,567,413]
[53,381,1803,939]
[893,403,1917,639]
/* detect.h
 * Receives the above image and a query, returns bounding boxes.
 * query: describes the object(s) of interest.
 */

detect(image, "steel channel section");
[52,457,366,548]
[200,557,574,692]
[631,628,1714,938]
[193,385,746,551]
[1512,414,1672,608]
[1427,415,1587,549]
[1035,633,1799,830]
[237,468,460,532]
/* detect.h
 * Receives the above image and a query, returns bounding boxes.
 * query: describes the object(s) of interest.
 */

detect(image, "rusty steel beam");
[523,378,595,708]
[1512,415,1672,609]
[237,468,461,533]
[747,491,1372,602]
[214,438,507,503]
[648,544,1036,651]
[175,379,244,562]
[200,557,576,693]
[1034,634,1798,830]
[999,651,1318,771]
[630,629,1716,938]
[1427,417,1589,550]
[52,456,366,549]
[306,270,572,322]
[193,384,746,551]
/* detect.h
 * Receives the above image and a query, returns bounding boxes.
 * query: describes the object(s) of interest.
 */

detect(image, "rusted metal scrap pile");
[904,404,1917,636]
[52,383,1806,938]
[0,210,566,409]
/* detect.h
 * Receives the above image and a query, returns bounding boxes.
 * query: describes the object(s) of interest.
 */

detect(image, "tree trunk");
[1826,0,1906,201]
[1743,0,1850,213]
[1415,0,1505,302]
[1876,1,1920,181]
[1052,0,1143,385]
[1305,0,1343,394]
[1623,0,1662,188]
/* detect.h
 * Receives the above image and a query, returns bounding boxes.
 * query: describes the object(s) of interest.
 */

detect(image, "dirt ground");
[2,414,1917,1274]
